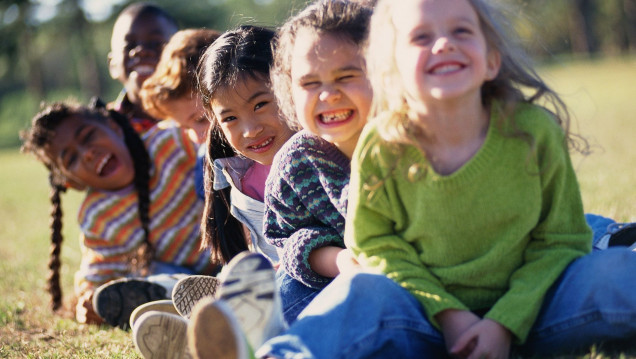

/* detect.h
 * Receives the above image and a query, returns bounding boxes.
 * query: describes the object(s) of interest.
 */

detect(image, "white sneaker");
[172,275,219,319]
[133,311,191,359]
[217,251,286,349]
[130,299,179,328]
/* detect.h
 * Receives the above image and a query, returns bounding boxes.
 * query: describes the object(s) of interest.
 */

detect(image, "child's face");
[209,77,295,165]
[44,116,135,191]
[392,0,500,106]
[290,29,372,158]
[159,97,208,144]
[108,12,177,104]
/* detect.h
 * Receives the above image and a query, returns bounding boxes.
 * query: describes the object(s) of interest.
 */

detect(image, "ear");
[485,49,501,81]
[107,52,121,80]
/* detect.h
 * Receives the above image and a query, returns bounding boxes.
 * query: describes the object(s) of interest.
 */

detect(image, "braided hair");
[20,99,153,311]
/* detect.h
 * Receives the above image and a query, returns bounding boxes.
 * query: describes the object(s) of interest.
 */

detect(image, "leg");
[275,268,321,325]
[522,248,636,356]
[258,272,448,359]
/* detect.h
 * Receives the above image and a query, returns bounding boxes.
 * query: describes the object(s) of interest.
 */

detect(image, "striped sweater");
[74,125,214,294]
[264,131,350,288]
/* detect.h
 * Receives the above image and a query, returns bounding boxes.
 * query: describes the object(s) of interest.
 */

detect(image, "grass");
[0,57,635,358]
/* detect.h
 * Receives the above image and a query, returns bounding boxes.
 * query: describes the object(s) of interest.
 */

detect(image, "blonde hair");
[366,0,586,153]
[271,0,372,130]
[141,28,220,119]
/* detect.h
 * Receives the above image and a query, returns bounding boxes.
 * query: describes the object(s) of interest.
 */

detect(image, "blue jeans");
[258,248,636,359]
[277,268,322,326]
[586,213,616,249]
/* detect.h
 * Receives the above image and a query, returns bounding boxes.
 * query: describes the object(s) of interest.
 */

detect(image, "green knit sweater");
[345,103,591,343]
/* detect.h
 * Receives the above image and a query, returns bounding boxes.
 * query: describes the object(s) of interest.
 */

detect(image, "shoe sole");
[608,225,636,247]
[93,279,168,330]
[134,311,191,359]
[188,298,248,359]
[130,299,179,328]
[172,275,219,319]
[217,252,276,348]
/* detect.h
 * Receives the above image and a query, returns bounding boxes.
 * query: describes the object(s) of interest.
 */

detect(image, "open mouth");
[247,136,275,152]
[96,154,116,176]
[131,64,155,77]
[429,63,464,75]
[319,110,353,125]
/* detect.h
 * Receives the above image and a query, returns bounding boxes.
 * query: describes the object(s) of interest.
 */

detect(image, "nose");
[319,85,342,103]
[432,36,456,54]
[81,147,96,163]
[243,120,264,138]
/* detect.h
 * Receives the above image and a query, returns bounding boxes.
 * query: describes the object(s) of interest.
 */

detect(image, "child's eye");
[221,116,237,123]
[254,101,269,112]
[412,33,431,44]
[453,27,473,36]
[337,74,356,82]
[82,129,95,144]
[194,116,207,124]
[300,81,320,89]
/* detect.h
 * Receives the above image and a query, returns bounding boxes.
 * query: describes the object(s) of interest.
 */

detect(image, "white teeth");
[96,154,111,175]
[133,65,154,76]
[432,64,461,74]
[251,137,273,149]
[321,110,352,124]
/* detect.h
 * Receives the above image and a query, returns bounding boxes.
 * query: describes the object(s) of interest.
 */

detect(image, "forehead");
[43,116,89,156]
[111,12,177,48]
[392,0,479,30]
[290,29,363,77]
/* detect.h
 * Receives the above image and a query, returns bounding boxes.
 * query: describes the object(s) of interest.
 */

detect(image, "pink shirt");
[241,162,271,202]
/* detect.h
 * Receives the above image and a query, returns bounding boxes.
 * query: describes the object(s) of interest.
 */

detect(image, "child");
[108,2,179,134]
[131,26,296,359]
[263,0,373,325]
[21,100,215,329]
[189,0,636,358]
[141,28,220,145]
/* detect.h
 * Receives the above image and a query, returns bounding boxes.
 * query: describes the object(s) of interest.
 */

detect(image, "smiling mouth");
[131,64,155,77]
[96,154,112,176]
[430,63,463,75]
[319,110,353,124]
[248,137,274,150]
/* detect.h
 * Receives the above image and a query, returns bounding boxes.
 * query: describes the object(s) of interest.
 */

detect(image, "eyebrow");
[59,124,87,164]
[297,65,364,82]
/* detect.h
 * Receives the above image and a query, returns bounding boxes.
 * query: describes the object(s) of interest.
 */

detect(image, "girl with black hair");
[21,99,215,329]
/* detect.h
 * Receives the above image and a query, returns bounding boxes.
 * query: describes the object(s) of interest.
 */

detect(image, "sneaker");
[217,251,285,349]
[188,298,254,359]
[172,275,219,319]
[130,299,179,328]
[93,278,171,330]
[133,311,191,359]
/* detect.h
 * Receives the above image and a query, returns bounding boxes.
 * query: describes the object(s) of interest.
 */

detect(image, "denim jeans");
[258,248,636,359]
[276,268,322,326]
[585,213,616,249]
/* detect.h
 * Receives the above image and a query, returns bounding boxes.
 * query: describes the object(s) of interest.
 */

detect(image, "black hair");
[196,25,277,264]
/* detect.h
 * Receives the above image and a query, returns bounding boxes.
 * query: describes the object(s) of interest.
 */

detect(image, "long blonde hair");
[366,0,586,153]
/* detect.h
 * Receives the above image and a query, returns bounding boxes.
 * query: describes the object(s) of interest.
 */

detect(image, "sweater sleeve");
[264,133,348,289]
[345,128,469,321]
[483,114,591,342]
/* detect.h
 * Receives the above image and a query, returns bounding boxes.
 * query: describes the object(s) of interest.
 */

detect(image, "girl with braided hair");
[21,99,215,329]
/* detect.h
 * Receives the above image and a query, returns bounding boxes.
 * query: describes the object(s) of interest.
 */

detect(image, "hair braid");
[48,177,66,311]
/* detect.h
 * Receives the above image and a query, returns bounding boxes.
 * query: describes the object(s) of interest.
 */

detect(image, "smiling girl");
[21,100,215,329]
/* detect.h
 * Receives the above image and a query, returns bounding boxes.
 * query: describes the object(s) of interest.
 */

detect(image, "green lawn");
[0,57,634,358]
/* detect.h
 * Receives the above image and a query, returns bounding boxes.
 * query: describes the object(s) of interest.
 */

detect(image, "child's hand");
[335,248,360,274]
[435,309,481,354]
[75,290,104,325]
[450,318,511,359]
